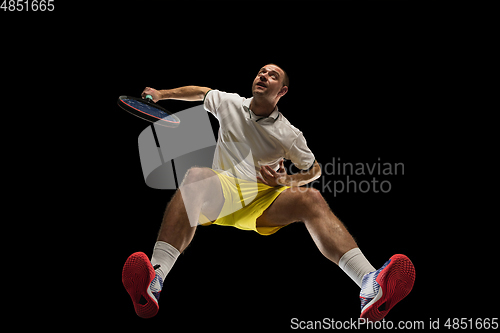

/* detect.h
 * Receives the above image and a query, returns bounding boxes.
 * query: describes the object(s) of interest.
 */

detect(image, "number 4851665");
[444,318,498,330]
[1,0,55,11]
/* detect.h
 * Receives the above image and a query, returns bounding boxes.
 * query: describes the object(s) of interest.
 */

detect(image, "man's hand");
[141,87,162,102]
[257,159,287,187]
[141,86,211,102]
[258,160,322,187]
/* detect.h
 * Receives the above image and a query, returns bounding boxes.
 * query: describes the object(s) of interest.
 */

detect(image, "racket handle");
[145,94,154,102]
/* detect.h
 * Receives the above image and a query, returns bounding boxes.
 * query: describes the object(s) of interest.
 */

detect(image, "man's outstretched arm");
[141,86,211,102]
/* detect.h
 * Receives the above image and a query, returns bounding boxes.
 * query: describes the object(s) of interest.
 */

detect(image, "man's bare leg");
[256,186,376,288]
[157,167,225,253]
[123,167,224,318]
[256,187,358,264]
[256,186,415,322]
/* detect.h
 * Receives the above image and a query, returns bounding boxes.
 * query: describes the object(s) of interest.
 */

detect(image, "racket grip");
[145,94,154,102]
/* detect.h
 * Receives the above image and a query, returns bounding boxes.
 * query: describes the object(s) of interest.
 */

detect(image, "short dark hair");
[268,63,289,88]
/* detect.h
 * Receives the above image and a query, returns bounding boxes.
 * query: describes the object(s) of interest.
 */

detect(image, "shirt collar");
[243,97,280,122]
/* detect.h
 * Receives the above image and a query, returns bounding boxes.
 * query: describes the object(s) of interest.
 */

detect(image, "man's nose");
[259,74,267,82]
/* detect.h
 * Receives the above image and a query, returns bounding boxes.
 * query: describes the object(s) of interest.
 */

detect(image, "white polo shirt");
[204,90,315,181]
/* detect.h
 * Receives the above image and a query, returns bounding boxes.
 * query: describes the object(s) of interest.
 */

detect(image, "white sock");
[150,241,180,282]
[338,248,376,288]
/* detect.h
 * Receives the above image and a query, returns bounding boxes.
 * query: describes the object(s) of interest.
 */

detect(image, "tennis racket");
[117,95,180,128]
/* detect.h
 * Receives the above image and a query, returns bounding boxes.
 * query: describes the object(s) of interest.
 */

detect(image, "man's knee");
[290,187,329,218]
[182,167,215,185]
[294,187,324,205]
[180,167,223,223]
[180,167,222,203]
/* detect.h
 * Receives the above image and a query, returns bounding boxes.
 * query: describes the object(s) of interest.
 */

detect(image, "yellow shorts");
[199,170,290,235]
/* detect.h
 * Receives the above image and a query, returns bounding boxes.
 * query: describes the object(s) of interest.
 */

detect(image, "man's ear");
[278,85,288,98]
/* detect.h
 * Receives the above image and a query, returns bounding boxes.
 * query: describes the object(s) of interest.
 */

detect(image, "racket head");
[117,95,180,128]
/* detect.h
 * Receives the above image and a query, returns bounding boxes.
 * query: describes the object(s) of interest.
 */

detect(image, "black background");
[4,1,492,330]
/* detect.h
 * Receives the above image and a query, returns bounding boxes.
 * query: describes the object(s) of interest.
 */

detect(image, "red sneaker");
[122,252,163,318]
[359,254,415,322]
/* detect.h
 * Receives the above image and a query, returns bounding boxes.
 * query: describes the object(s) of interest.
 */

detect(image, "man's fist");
[257,159,287,187]
[141,87,161,102]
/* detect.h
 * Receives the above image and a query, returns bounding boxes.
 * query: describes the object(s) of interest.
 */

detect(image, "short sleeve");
[203,89,222,118]
[286,133,315,170]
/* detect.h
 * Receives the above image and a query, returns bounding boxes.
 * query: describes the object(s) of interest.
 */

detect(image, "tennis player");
[122,64,415,321]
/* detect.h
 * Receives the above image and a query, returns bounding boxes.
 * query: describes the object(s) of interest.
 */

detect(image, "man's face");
[252,64,287,100]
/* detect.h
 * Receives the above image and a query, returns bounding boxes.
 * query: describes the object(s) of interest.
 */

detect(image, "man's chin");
[252,89,265,97]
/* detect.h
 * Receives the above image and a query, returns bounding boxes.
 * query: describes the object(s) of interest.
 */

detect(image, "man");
[122,64,415,322]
